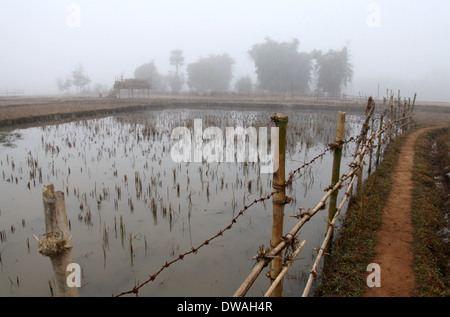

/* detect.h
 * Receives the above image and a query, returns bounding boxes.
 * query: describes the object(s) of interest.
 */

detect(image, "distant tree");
[234,75,253,93]
[312,46,353,96]
[55,76,72,94]
[71,63,91,93]
[186,54,235,92]
[134,61,167,92]
[169,49,185,76]
[248,37,312,93]
[169,50,185,93]
[134,61,157,82]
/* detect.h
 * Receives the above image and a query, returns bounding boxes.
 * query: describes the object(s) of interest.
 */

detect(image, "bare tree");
[71,63,91,94]
[55,76,72,94]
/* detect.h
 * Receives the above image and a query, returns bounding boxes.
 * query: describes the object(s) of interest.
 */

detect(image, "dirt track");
[364,127,433,297]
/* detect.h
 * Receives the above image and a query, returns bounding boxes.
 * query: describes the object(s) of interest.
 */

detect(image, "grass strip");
[411,128,449,297]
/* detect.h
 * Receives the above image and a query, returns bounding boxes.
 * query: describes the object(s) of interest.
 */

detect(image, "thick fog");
[1,0,449,101]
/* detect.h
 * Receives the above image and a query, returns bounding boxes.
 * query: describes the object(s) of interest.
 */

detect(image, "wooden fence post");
[326,111,346,252]
[327,111,346,230]
[402,98,407,133]
[375,114,384,167]
[269,113,288,297]
[409,93,417,128]
[42,184,71,243]
[389,95,394,143]
[356,97,375,195]
[35,184,78,297]
[411,93,417,113]
[368,116,375,175]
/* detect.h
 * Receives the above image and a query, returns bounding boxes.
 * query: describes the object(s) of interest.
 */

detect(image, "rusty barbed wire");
[113,135,359,297]
[115,110,413,296]
[115,107,414,297]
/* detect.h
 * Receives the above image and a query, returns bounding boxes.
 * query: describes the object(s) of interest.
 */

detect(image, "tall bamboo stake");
[368,116,375,175]
[411,93,417,113]
[327,111,346,232]
[269,112,288,297]
[375,114,384,167]
[410,93,417,128]
[402,99,407,133]
[356,97,375,195]
[389,95,394,143]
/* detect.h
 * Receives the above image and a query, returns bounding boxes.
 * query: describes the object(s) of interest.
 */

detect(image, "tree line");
[136,38,352,97]
[56,38,353,97]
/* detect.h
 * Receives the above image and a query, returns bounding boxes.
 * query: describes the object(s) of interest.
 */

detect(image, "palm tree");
[169,49,185,75]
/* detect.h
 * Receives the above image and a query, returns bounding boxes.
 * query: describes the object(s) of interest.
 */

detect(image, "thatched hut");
[113,78,151,98]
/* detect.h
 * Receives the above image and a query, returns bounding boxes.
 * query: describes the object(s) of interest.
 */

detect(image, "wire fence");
[114,94,416,297]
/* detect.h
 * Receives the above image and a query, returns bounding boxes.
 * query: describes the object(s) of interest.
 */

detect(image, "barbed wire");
[113,134,359,296]
[114,108,413,297]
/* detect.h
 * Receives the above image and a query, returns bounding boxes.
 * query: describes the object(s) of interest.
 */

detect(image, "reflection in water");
[0,108,364,296]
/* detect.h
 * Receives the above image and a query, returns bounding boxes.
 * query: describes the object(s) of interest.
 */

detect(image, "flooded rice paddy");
[0,107,365,296]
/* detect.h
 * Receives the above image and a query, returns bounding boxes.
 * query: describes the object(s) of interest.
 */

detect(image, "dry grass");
[411,128,450,296]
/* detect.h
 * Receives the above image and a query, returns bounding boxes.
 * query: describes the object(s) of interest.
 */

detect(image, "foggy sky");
[1,0,449,101]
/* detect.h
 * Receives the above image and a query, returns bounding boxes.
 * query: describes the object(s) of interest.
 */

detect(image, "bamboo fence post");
[327,111,346,232]
[269,112,288,297]
[325,111,345,255]
[410,93,417,128]
[389,95,394,143]
[402,98,407,133]
[411,93,417,113]
[356,152,364,197]
[368,116,375,175]
[37,184,78,297]
[407,97,411,130]
[375,114,384,167]
[356,97,375,195]
[396,90,401,136]
[42,184,71,242]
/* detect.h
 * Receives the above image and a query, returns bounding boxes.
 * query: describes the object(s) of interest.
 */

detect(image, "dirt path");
[364,127,432,297]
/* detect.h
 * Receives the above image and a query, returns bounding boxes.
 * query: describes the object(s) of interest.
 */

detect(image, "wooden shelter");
[113,78,151,98]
